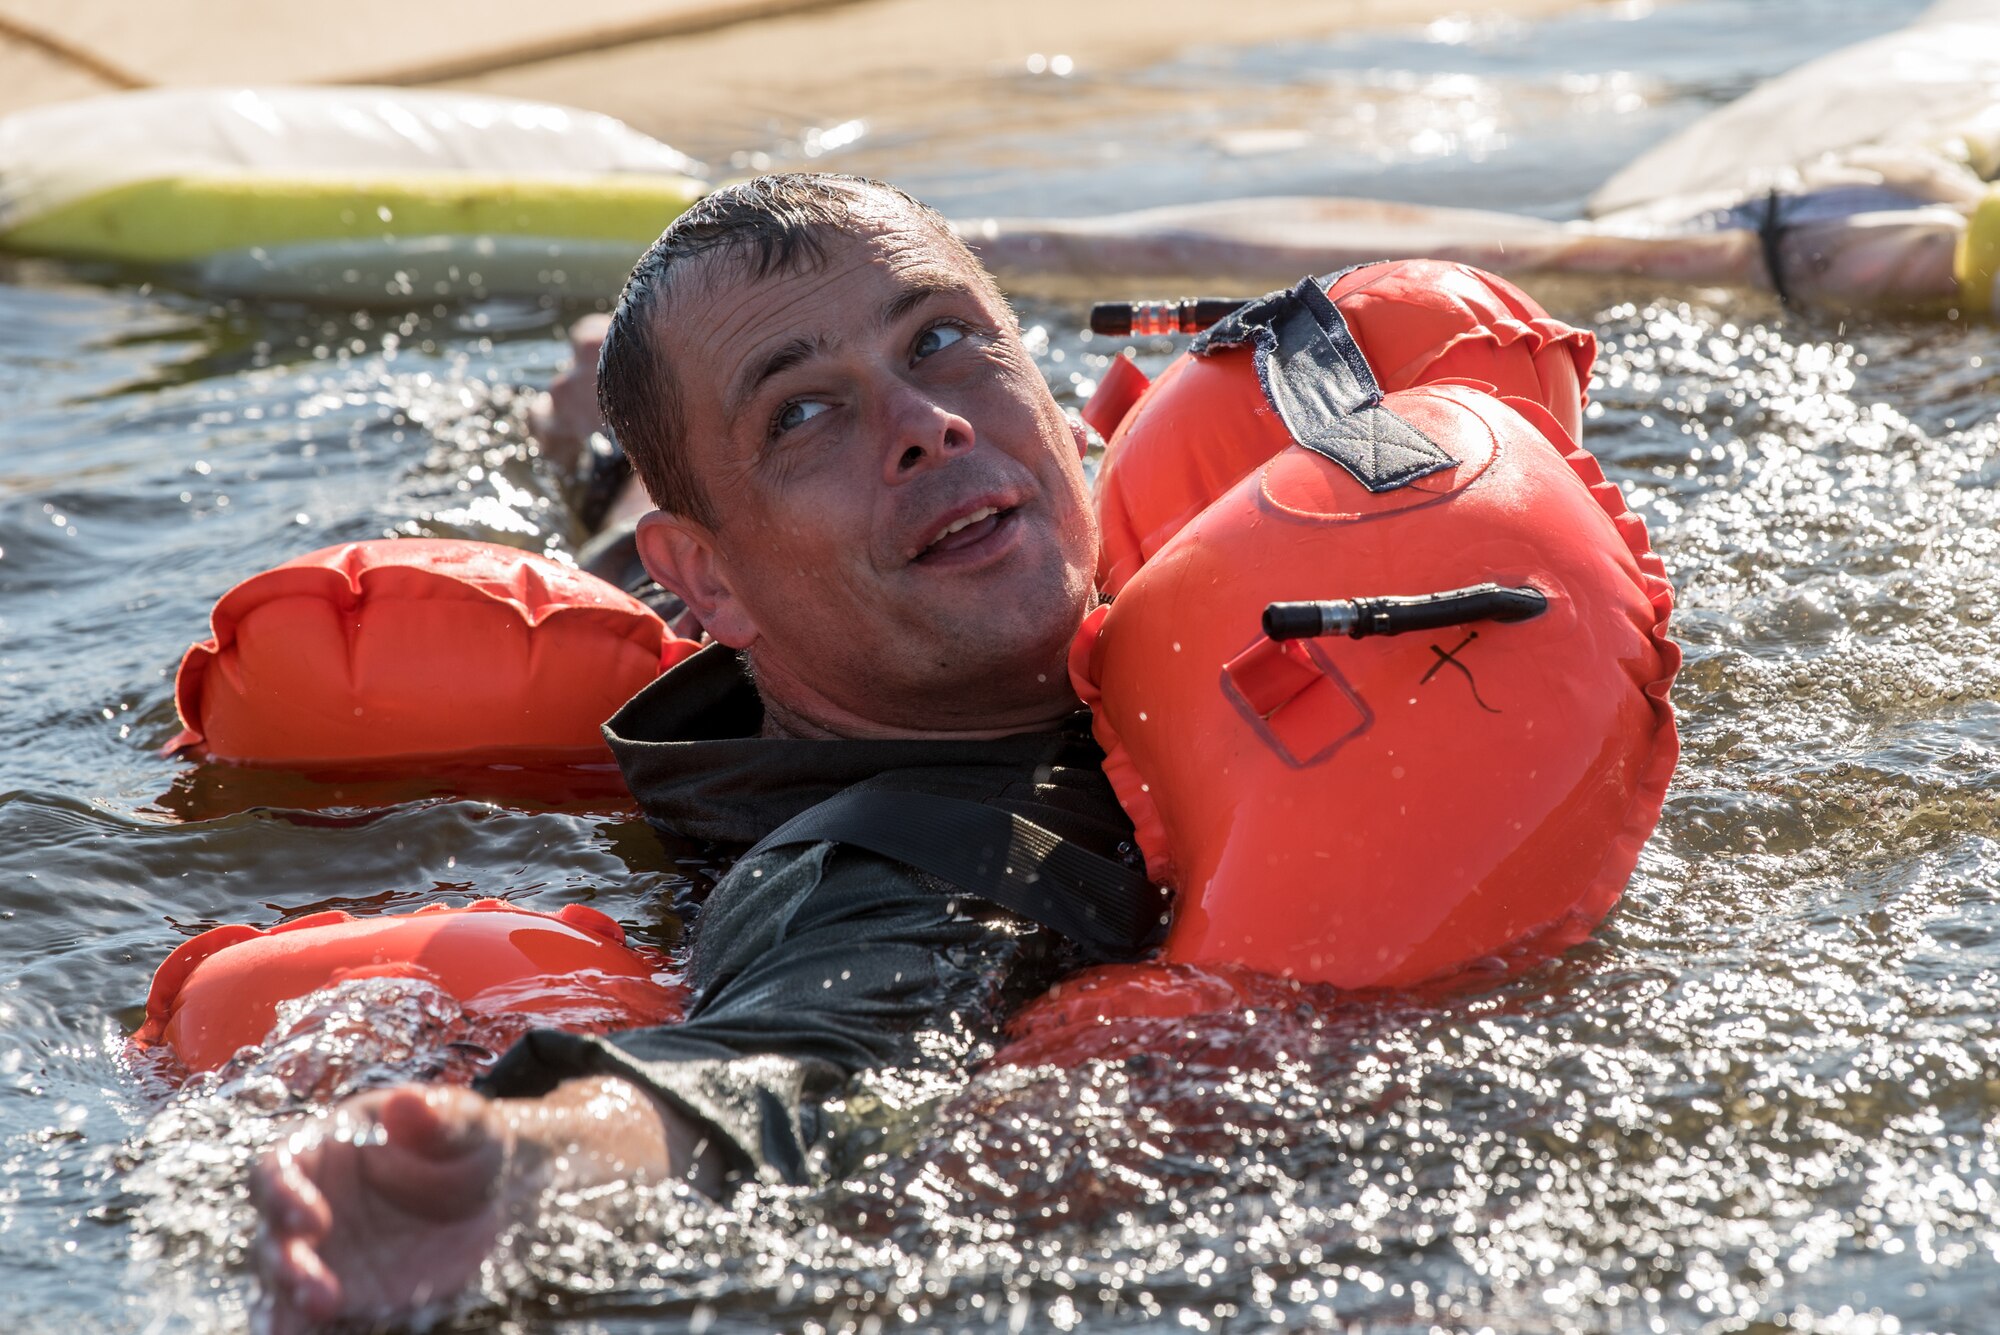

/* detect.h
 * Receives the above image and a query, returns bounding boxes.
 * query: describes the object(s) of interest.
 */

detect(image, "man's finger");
[378,1084,481,1158]
[252,1226,340,1334]
[282,1234,342,1319]
[281,1160,333,1238]
[351,1086,511,1220]
[250,1151,332,1239]
[568,312,611,355]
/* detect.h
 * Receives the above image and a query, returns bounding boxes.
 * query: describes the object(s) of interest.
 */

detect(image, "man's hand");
[527,314,611,473]
[526,314,652,530]
[251,1076,718,1333]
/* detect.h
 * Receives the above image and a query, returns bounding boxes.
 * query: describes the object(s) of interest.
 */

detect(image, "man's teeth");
[938,506,998,539]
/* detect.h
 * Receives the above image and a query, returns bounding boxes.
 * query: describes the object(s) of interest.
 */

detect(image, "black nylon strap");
[1756,189,1796,310]
[747,788,1167,960]
[1191,273,1455,492]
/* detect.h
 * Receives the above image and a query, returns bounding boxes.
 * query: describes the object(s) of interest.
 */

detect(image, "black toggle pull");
[1263,584,1549,641]
[1089,298,1253,338]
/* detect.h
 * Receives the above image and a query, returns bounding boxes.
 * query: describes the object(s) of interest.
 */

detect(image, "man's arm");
[477,836,1040,1182]
[251,836,1044,1328]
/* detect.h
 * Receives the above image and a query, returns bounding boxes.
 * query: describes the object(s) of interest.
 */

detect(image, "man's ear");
[634,510,760,648]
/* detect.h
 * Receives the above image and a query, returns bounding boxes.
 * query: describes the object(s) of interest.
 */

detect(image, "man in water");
[251,173,1140,1330]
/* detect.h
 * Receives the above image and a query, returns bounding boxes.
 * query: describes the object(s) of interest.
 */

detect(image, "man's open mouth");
[914,503,1018,562]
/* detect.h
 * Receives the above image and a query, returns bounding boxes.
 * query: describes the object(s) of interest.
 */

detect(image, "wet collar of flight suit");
[603,643,1120,848]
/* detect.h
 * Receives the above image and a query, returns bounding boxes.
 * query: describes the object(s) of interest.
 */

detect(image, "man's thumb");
[379,1085,490,1160]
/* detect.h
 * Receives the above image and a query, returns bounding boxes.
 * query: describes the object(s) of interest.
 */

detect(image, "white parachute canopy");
[0,86,706,301]
[0,85,699,227]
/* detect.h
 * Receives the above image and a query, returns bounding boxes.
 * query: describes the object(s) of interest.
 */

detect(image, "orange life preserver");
[169,538,699,765]
[1089,260,1595,596]
[1067,266,1678,993]
[134,899,683,1073]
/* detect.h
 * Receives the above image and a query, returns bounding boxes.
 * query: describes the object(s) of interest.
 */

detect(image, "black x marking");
[1419,631,1500,713]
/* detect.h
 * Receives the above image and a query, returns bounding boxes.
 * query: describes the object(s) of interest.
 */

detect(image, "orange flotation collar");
[135,899,683,1073]
[1091,260,1595,597]
[1065,261,1678,994]
[169,538,699,766]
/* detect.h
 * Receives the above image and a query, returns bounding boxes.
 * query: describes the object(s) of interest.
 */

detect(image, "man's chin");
[918,577,1092,675]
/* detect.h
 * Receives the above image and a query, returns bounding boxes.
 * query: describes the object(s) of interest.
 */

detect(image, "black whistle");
[1263,584,1549,641]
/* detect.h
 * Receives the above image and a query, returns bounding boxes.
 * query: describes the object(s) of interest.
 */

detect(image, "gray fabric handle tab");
[1190,274,1455,492]
[748,788,1168,960]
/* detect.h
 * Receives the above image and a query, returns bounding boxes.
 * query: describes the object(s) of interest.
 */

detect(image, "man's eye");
[773,399,829,435]
[913,323,966,360]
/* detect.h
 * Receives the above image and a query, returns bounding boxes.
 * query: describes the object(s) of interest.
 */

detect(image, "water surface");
[6,1,1998,1330]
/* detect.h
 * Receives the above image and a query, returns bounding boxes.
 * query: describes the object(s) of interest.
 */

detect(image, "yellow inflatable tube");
[1954,188,2000,318]
[2,171,702,266]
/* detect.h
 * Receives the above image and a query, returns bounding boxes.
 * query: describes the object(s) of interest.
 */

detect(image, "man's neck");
[751,654,1080,742]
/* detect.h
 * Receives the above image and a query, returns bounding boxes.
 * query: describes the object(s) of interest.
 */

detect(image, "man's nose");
[881,384,975,482]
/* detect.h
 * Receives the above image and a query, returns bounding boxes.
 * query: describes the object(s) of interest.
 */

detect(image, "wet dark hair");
[596,173,994,528]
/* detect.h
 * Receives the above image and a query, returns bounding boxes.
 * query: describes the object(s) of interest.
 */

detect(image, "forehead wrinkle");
[870,227,976,284]
[665,247,852,424]
[869,224,1013,334]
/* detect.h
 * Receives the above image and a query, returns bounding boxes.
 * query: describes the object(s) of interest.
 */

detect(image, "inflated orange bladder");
[134,899,682,1073]
[168,539,699,765]
[1071,265,1679,990]
[1089,260,1596,597]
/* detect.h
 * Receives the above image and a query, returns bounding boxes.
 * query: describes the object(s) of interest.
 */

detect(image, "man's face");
[640,207,1098,732]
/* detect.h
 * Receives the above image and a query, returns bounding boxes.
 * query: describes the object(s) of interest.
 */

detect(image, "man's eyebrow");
[729,333,825,418]
[879,274,974,328]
